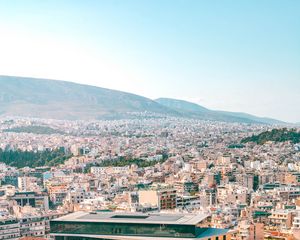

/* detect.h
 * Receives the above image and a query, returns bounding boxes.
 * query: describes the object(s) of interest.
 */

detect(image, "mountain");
[0,75,284,124]
[155,98,284,124]
[0,76,175,120]
[154,98,209,113]
[216,111,284,125]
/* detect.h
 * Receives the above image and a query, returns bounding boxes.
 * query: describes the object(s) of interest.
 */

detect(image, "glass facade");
[51,221,207,238]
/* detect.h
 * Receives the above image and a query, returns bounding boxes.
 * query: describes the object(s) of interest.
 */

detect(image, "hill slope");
[0,76,175,120]
[241,128,300,144]
[156,98,284,124]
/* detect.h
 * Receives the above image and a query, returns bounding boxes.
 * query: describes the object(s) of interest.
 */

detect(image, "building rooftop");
[53,211,208,225]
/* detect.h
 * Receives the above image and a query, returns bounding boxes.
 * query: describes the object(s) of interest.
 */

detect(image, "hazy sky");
[0,0,299,122]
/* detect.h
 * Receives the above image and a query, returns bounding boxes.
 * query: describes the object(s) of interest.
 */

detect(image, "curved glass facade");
[51,221,207,238]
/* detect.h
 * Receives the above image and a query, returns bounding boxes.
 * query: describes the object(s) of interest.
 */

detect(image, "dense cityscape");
[0,117,299,239]
[1,0,299,239]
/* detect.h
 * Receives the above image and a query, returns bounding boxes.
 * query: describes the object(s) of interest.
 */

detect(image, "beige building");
[237,220,264,240]
[268,210,296,229]
[139,188,177,210]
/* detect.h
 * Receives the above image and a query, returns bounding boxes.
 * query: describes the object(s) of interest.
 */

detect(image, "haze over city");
[0,0,299,122]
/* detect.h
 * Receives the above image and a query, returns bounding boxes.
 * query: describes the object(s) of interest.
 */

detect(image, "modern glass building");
[50,212,230,240]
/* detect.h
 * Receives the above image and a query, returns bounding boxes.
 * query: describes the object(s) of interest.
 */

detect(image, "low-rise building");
[50,211,230,240]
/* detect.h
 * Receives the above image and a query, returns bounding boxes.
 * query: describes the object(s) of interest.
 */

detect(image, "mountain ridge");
[0,75,176,120]
[0,75,285,124]
[155,98,285,124]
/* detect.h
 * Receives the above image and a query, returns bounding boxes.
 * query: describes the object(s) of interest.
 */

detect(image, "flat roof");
[52,211,208,225]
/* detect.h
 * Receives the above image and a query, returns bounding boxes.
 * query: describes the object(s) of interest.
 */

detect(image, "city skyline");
[0,1,300,238]
[0,0,299,122]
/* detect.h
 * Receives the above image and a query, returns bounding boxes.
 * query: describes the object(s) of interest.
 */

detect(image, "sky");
[0,0,299,122]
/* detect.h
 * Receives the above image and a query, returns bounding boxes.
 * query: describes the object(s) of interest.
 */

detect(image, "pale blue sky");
[0,0,299,122]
